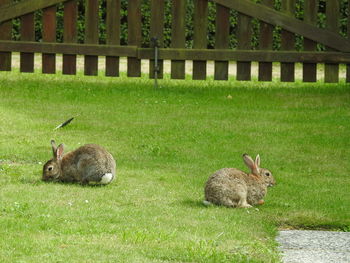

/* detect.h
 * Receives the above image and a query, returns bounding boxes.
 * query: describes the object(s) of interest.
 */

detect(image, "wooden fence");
[0,0,350,82]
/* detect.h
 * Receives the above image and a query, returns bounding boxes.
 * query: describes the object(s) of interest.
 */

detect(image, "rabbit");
[42,140,116,185]
[204,154,275,208]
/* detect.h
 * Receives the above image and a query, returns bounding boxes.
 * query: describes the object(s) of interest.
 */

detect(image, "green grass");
[0,71,349,262]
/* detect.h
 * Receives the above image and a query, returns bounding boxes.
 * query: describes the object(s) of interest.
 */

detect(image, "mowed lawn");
[0,71,349,262]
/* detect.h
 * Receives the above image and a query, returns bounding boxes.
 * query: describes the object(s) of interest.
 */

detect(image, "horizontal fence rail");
[0,0,349,83]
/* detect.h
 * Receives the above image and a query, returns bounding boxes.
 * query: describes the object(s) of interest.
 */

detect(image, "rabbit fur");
[42,140,116,185]
[204,154,275,208]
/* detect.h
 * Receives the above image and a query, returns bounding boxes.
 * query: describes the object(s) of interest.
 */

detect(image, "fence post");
[150,0,164,79]
[127,0,141,77]
[258,0,274,81]
[106,0,121,77]
[324,0,340,83]
[214,3,229,80]
[193,0,208,80]
[303,0,318,82]
[42,5,56,74]
[63,0,77,75]
[236,13,252,81]
[20,12,35,72]
[280,0,295,82]
[171,0,186,79]
[84,0,99,76]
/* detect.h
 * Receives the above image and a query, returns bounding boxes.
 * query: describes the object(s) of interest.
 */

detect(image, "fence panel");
[347,0,350,83]
[0,0,349,83]
[0,0,11,71]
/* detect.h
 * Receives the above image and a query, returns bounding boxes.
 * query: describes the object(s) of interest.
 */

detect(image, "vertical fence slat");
[214,3,229,80]
[258,0,273,81]
[171,0,186,79]
[347,0,350,82]
[193,0,208,80]
[42,6,56,74]
[150,0,164,79]
[0,0,11,71]
[280,0,295,82]
[84,0,99,76]
[106,0,120,77]
[63,0,77,75]
[324,0,340,83]
[303,0,318,82]
[20,12,35,72]
[127,0,141,77]
[236,13,252,81]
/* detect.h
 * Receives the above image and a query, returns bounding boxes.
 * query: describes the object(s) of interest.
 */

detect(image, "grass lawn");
[0,70,349,262]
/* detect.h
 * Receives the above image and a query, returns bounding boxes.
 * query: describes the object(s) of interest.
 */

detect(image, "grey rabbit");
[42,140,116,185]
[204,154,275,208]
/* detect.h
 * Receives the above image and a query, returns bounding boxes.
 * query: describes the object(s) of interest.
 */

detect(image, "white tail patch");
[203,200,212,206]
[100,173,113,184]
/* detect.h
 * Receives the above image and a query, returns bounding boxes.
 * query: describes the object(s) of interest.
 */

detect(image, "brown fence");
[0,0,350,82]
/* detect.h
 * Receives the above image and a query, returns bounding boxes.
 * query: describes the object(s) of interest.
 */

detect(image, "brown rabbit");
[42,140,116,185]
[204,154,275,208]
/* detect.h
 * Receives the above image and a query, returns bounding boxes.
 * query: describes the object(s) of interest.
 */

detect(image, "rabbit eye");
[48,166,53,171]
[265,172,270,176]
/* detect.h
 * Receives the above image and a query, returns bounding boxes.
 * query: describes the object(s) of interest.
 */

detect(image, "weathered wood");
[42,5,56,74]
[236,13,252,81]
[324,0,340,83]
[137,48,350,63]
[149,0,164,79]
[193,0,208,80]
[127,0,141,77]
[214,3,230,80]
[280,0,295,82]
[171,0,186,79]
[106,0,120,77]
[347,0,350,83]
[212,0,350,52]
[63,0,77,75]
[0,41,136,56]
[84,0,99,76]
[0,0,11,71]
[1,41,349,64]
[303,0,318,82]
[258,0,273,81]
[0,0,69,23]
[20,13,35,73]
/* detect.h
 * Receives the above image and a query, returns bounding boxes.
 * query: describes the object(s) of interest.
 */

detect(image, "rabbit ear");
[243,154,259,175]
[56,144,64,161]
[255,154,261,168]
[51,140,57,157]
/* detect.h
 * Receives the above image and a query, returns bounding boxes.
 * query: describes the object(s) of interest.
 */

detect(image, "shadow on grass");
[180,198,208,208]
